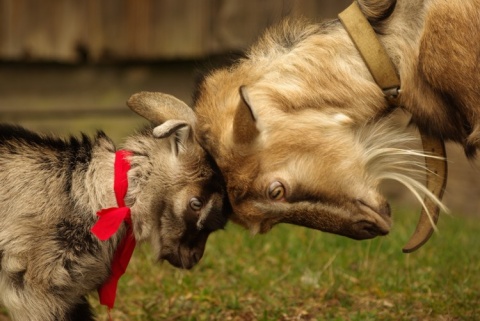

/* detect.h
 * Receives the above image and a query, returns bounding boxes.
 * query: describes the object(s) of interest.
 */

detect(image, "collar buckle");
[383,86,401,106]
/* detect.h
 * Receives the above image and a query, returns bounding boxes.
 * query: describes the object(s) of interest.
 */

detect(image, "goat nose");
[192,249,204,263]
[379,202,391,218]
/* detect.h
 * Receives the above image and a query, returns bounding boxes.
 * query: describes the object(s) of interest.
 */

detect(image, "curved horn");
[126,91,195,125]
[402,134,447,253]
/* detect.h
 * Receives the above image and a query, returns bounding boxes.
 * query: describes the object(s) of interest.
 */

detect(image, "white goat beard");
[357,116,449,229]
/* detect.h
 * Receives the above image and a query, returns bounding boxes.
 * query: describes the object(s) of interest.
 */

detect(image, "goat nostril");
[192,250,202,263]
[380,202,391,217]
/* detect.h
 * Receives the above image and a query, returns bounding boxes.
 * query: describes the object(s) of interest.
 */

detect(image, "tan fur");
[194,0,479,238]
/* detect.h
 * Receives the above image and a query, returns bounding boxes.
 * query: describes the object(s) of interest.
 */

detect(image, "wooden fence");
[0,0,350,62]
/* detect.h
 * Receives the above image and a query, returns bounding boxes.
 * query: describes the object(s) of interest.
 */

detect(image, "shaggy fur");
[193,0,478,238]
[0,93,228,321]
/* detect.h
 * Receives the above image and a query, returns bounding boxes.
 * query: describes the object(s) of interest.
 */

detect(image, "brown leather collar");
[338,2,447,253]
[339,1,400,100]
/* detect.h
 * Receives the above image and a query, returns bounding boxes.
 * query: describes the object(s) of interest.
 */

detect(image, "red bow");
[91,150,136,310]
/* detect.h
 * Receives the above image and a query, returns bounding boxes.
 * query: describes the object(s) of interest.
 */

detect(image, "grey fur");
[0,92,228,321]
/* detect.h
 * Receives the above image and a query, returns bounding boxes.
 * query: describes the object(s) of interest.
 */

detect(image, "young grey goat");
[0,92,228,321]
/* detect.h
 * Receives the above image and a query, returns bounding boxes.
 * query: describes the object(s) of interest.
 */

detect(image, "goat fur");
[0,92,228,321]
[193,0,478,240]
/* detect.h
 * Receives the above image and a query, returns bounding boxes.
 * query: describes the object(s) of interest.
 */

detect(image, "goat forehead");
[178,148,221,177]
[169,170,225,208]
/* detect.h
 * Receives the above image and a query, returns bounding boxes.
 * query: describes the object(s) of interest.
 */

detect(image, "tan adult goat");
[193,0,478,251]
[0,92,227,321]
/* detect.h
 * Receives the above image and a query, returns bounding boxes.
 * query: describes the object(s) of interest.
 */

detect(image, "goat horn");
[127,91,195,125]
[402,134,447,253]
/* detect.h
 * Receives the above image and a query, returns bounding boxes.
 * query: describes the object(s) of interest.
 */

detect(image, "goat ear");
[153,120,192,156]
[127,91,195,125]
[233,86,260,145]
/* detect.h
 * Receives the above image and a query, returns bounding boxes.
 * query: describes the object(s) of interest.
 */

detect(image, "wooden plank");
[0,0,352,62]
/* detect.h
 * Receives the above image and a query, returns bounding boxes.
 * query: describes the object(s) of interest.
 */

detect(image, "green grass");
[3,70,479,320]
[1,209,479,320]
[84,210,480,321]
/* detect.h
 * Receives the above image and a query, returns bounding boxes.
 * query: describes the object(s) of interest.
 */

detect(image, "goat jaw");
[253,196,392,240]
[402,134,447,253]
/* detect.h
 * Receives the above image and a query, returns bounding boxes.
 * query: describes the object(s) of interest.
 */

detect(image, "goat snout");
[191,247,203,263]
[181,246,205,270]
[357,199,391,218]
[353,220,389,239]
[161,246,205,270]
[353,198,392,239]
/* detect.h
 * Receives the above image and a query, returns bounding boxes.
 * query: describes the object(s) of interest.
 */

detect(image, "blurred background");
[1,0,479,217]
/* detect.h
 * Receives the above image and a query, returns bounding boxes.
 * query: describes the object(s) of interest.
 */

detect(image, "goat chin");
[357,116,449,227]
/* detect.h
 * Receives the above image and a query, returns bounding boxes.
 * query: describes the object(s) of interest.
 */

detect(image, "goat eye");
[268,181,285,201]
[189,197,203,211]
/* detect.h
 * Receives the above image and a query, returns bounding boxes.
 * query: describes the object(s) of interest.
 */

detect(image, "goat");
[0,91,228,321]
[193,0,478,251]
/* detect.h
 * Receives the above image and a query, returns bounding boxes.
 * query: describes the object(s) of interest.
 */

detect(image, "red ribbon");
[91,150,136,310]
